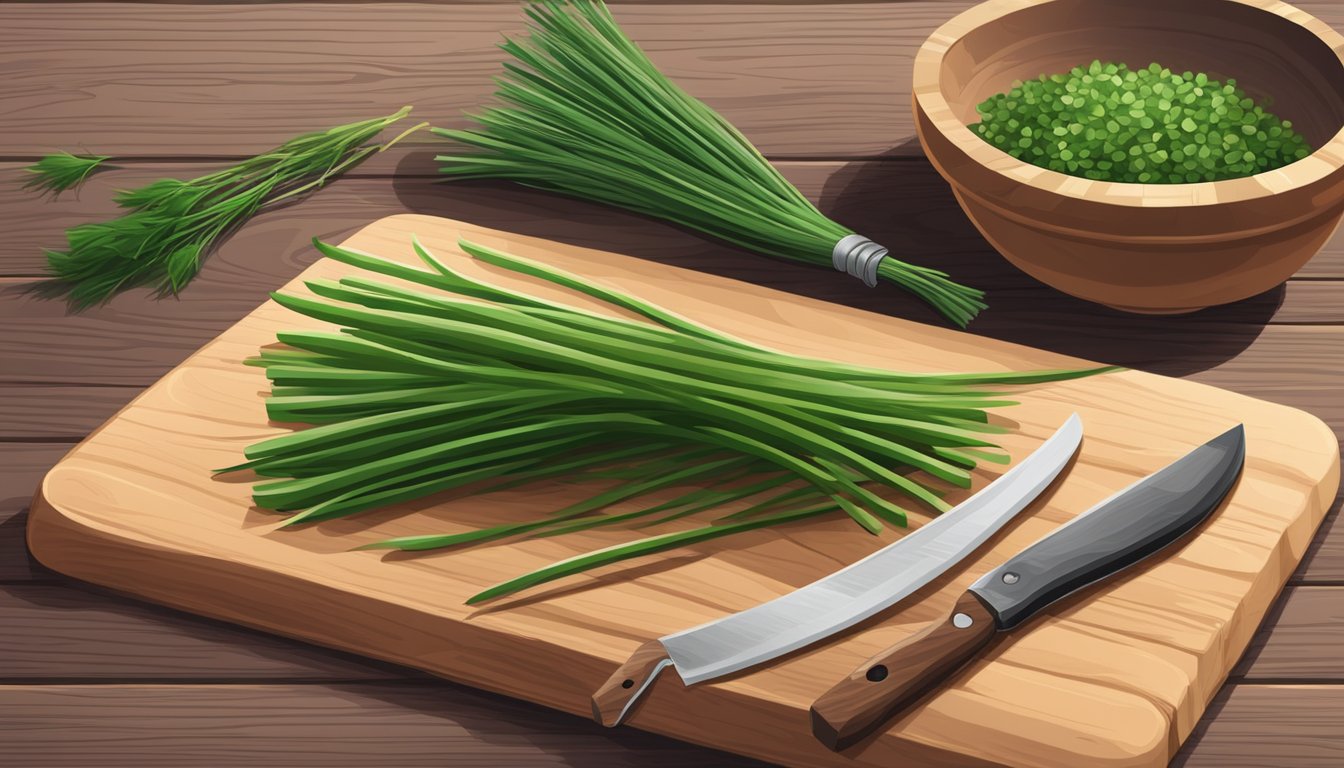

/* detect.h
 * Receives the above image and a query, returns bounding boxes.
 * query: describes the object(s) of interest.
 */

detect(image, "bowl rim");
[913,0,1344,208]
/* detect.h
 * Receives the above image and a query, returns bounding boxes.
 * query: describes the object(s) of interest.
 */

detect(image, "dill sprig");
[24,151,114,196]
[43,107,426,308]
[434,0,987,327]
[230,236,1110,603]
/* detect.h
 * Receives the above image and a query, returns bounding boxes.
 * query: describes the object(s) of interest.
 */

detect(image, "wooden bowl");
[913,0,1344,314]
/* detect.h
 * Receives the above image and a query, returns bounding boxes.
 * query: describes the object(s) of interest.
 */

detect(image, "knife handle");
[591,639,673,727]
[810,590,998,751]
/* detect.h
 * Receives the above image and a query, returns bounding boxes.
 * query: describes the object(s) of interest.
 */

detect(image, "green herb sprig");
[434,0,986,327]
[24,151,114,196]
[229,236,1109,603]
[43,108,426,308]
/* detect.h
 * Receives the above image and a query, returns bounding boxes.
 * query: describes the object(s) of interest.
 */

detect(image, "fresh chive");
[231,236,1110,602]
[24,151,114,196]
[465,504,841,605]
[42,108,426,307]
[434,0,986,326]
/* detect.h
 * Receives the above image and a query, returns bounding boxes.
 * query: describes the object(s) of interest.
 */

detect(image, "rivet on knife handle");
[809,591,997,751]
[592,640,674,726]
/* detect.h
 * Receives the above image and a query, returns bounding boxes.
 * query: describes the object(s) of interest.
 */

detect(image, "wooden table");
[2,2,1341,766]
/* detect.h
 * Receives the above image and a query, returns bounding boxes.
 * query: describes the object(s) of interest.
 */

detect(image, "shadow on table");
[392,149,1279,377]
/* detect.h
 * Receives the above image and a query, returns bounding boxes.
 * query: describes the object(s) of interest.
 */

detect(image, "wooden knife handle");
[591,639,673,727]
[810,590,998,751]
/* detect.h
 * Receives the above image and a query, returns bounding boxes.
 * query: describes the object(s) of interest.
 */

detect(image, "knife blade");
[590,413,1084,727]
[809,424,1246,752]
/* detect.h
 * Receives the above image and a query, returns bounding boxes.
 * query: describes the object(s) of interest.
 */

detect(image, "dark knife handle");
[810,590,998,751]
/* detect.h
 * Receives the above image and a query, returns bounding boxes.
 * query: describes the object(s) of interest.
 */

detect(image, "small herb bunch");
[40,108,425,308]
[228,236,1107,603]
[973,61,1313,183]
[24,151,114,196]
[435,0,986,327]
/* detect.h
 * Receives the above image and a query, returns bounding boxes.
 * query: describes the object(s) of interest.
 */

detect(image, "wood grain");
[0,386,139,441]
[3,2,1342,160]
[0,2,937,159]
[0,444,68,583]
[0,683,767,768]
[9,681,1339,768]
[1233,587,1344,680]
[1174,685,1344,767]
[24,214,1339,768]
[0,585,412,681]
[1298,509,1344,582]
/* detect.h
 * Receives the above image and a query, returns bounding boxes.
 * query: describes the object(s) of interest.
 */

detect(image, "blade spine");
[660,413,1084,682]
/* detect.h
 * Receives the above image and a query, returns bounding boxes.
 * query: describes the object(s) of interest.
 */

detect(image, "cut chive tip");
[24,151,114,196]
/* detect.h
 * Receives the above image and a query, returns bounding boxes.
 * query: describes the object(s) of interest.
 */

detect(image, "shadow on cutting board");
[391,149,1279,378]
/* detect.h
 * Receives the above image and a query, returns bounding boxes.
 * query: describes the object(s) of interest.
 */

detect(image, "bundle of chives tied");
[42,108,425,308]
[433,0,986,327]
[226,237,1107,603]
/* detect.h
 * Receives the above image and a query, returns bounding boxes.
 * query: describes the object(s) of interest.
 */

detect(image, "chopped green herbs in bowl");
[972,61,1313,183]
[913,0,1344,314]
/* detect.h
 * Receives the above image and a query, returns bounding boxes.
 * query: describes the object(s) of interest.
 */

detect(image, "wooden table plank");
[0,585,415,681]
[0,386,139,441]
[1173,685,1344,767]
[1234,587,1344,681]
[4,2,1341,161]
[1299,511,1344,583]
[0,2,940,160]
[0,444,68,583]
[3,681,1343,768]
[0,683,768,768]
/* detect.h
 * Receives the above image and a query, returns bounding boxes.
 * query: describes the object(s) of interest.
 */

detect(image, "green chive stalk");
[227,236,1111,603]
[43,108,426,308]
[24,151,114,196]
[434,0,986,327]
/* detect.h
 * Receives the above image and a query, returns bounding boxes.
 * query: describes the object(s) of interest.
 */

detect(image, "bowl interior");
[940,0,1344,149]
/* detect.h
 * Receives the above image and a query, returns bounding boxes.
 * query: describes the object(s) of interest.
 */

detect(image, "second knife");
[810,424,1246,751]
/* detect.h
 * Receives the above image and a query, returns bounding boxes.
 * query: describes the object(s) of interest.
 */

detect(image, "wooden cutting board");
[28,214,1339,768]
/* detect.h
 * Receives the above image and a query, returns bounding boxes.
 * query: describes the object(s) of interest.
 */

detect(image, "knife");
[591,413,1084,727]
[809,424,1246,752]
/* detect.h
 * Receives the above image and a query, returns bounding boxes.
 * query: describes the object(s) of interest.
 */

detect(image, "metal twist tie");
[831,234,887,288]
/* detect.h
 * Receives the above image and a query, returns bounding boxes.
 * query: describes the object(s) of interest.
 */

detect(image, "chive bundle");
[228,237,1107,603]
[973,61,1314,183]
[434,0,986,327]
[42,108,425,308]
